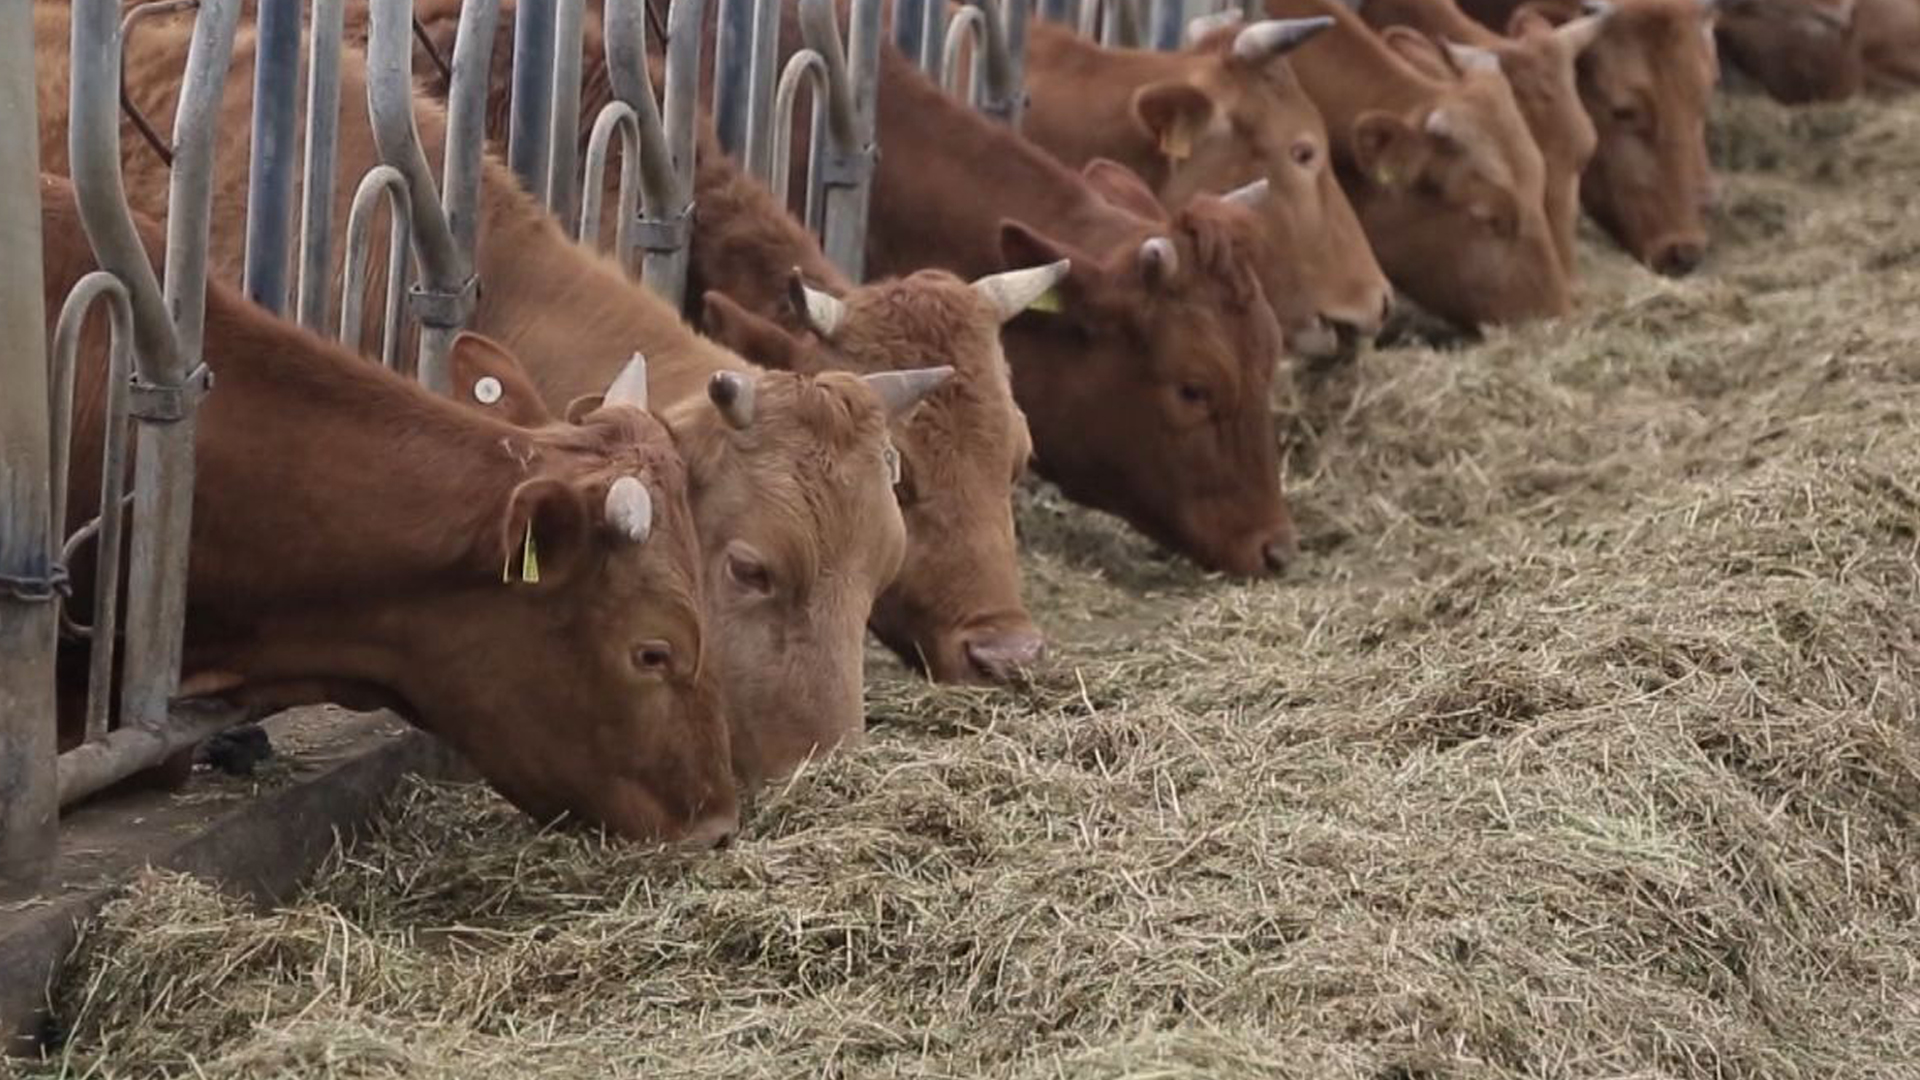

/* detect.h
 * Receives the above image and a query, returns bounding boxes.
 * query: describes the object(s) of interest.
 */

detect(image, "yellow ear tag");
[1160,125,1193,162]
[1028,288,1064,314]
[1375,167,1399,189]
[520,524,541,584]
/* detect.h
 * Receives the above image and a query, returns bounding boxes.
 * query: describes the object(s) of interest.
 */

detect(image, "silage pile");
[16,92,1920,1080]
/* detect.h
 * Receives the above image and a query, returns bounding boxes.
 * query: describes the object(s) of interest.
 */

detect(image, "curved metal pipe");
[770,49,829,213]
[797,0,861,150]
[579,100,644,270]
[604,0,693,302]
[942,6,988,107]
[340,165,415,371]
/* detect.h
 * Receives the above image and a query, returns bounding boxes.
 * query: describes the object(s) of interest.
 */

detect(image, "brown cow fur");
[38,175,734,842]
[31,1,904,785]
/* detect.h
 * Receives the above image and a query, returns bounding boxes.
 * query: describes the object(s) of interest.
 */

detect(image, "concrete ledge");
[0,708,464,1056]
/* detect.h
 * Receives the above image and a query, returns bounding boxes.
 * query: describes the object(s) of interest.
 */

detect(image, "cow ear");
[492,477,591,588]
[1131,81,1216,164]
[702,290,819,374]
[1082,159,1171,222]
[448,331,553,427]
[1351,111,1431,191]
[1381,26,1458,79]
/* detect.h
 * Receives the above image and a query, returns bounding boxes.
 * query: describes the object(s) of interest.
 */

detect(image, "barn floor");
[12,89,1920,1080]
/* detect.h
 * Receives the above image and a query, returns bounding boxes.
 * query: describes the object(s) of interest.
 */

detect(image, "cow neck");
[1364,0,1502,46]
[870,45,1140,277]
[1024,23,1189,192]
[469,168,754,410]
[1264,0,1442,130]
[193,299,545,602]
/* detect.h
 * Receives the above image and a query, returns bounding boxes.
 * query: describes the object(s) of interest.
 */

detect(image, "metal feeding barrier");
[0,0,1211,887]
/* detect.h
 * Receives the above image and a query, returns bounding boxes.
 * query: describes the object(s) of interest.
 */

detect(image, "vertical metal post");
[0,0,57,888]
[295,0,347,332]
[508,0,557,202]
[603,0,689,293]
[1149,0,1185,49]
[1039,0,1076,22]
[804,0,880,280]
[743,0,785,180]
[651,0,705,304]
[1003,0,1029,128]
[714,0,757,155]
[546,0,587,228]
[894,0,928,68]
[243,0,302,313]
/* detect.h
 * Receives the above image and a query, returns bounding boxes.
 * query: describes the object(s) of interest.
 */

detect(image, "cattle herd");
[27,0,1920,848]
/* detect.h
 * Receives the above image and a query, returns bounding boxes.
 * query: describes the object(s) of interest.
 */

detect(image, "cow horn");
[604,352,649,411]
[790,274,846,337]
[1443,40,1501,74]
[1223,177,1270,209]
[1140,236,1179,281]
[1231,17,1335,62]
[1425,108,1454,140]
[862,366,955,420]
[708,370,756,430]
[1185,10,1242,43]
[972,259,1072,323]
[1557,4,1614,50]
[605,476,654,544]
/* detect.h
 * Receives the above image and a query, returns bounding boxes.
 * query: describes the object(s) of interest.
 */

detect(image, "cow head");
[420,336,736,846]
[1715,0,1861,103]
[996,183,1296,576]
[1472,5,1611,276]
[704,267,1050,685]
[661,366,949,786]
[1343,29,1572,326]
[1537,0,1720,275]
[1146,17,1394,359]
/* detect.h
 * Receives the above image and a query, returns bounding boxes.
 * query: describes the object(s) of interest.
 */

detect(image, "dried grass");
[16,90,1920,1080]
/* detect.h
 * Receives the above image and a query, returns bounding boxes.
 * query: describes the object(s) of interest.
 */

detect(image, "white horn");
[1185,10,1243,44]
[605,476,654,544]
[1425,107,1454,140]
[972,259,1072,323]
[604,352,649,411]
[1223,177,1270,209]
[862,366,955,420]
[1443,40,1501,74]
[1231,17,1335,62]
[1140,236,1179,282]
[790,274,846,337]
[708,370,756,430]
[1556,6,1613,51]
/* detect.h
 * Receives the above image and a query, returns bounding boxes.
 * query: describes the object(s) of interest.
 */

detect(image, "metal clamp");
[0,562,72,605]
[408,274,479,329]
[815,143,877,189]
[634,204,694,253]
[978,91,1028,125]
[128,362,214,423]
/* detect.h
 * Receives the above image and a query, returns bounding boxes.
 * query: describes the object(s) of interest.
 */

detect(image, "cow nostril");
[1652,240,1705,278]
[680,810,739,852]
[1262,537,1297,575]
[963,630,1046,681]
[1377,291,1395,327]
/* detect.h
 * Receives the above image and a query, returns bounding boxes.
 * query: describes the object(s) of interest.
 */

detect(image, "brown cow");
[32,3,944,786]
[1460,0,1719,276]
[38,175,735,844]
[1855,0,1920,91]
[1350,0,1610,279]
[411,3,1052,684]
[1020,15,1395,360]
[1717,0,1862,102]
[787,26,1297,576]
[1264,0,1572,326]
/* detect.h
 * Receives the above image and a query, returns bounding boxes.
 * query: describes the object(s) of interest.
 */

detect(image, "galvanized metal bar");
[579,102,644,267]
[942,7,987,105]
[441,0,501,266]
[651,0,707,305]
[714,0,757,155]
[604,0,692,303]
[508,0,558,202]
[48,273,137,747]
[340,166,415,371]
[1000,0,1029,127]
[961,0,1020,124]
[803,0,880,279]
[243,0,302,312]
[1079,0,1101,39]
[546,0,587,229]
[1039,0,1076,23]
[295,0,348,332]
[742,0,785,182]
[164,0,241,362]
[57,701,244,808]
[0,0,57,887]
[1149,0,1185,49]
[894,0,929,68]
[918,0,945,77]
[769,50,828,213]
[366,0,478,394]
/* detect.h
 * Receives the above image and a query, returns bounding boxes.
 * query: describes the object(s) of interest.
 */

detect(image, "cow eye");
[725,545,774,596]
[1290,140,1318,168]
[632,640,674,674]
[1178,383,1210,406]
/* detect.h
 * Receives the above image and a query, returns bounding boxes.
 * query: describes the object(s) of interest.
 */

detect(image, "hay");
[18,90,1920,1080]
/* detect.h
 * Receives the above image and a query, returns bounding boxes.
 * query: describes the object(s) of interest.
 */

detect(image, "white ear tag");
[883,443,901,486]
[473,376,504,405]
